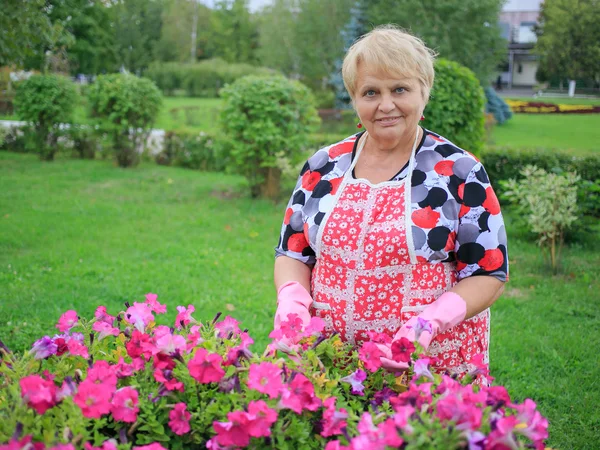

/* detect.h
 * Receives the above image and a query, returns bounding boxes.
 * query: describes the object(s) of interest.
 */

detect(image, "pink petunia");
[145,293,167,314]
[87,360,118,388]
[413,357,434,380]
[186,325,204,352]
[133,444,168,450]
[84,440,118,450]
[56,376,77,402]
[92,321,120,341]
[340,369,367,396]
[56,310,78,333]
[278,314,305,340]
[303,317,326,336]
[436,392,483,431]
[73,380,113,418]
[126,330,153,360]
[391,337,415,363]
[213,410,252,447]
[515,399,549,445]
[67,339,89,359]
[111,387,139,423]
[19,375,57,415]
[246,400,278,438]
[214,316,241,338]
[175,304,195,329]
[94,306,116,326]
[49,445,75,450]
[30,336,58,360]
[125,302,154,332]
[279,373,321,414]
[324,441,350,450]
[358,342,384,373]
[247,362,284,399]
[114,357,135,378]
[321,397,348,437]
[154,368,184,392]
[155,331,186,357]
[486,416,520,449]
[188,348,225,384]
[168,402,191,435]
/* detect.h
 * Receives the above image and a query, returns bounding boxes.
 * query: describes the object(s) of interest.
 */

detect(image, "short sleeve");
[274,162,316,265]
[454,162,509,282]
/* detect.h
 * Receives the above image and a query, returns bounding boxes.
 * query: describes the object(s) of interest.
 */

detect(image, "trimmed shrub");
[220,76,320,199]
[155,130,228,172]
[13,74,78,160]
[64,125,98,159]
[423,59,485,156]
[144,59,276,98]
[88,74,162,168]
[484,87,512,125]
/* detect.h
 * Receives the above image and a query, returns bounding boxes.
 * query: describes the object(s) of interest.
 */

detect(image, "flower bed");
[506,99,600,114]
[0,294,549,449]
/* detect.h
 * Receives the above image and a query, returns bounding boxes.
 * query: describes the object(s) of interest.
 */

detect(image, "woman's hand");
[273,281,313,330]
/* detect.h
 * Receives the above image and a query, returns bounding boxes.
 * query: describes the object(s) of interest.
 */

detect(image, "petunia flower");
[56,310,78,333]
[246,400,278,438]
[514,399,549,445]
[436,392,483,431]
[391,337,415,363]
[174,304,195,329]
[73,380,113,418]
[358,341,384,373]
[19,375,57,415]
[154,331,186,357]
[214,315,241,338]
[280,373,321,413]
[114,357,135,378]
[49,445,75,450]
[30,336,58,360]
[94,306,116,326]
[92,321,120,341]
[132,444,168,450]
[340,369,367,396]
[154,368,184,392]
[212,410,252,447]
[188,348,225,384]
[84,439,118,450]
[126,330,153,360]
[413,357,434,380]
[67,339,89,359]
[408,317,433,342]
[247,362,284,399]
[186,325,204,352]
[321,397,348,437]
[56,376,77,402]
[168,402,191,435]
[87,360,118,388]
[110,387,139,423]
[145,293,167,314]
[125,302,154,332]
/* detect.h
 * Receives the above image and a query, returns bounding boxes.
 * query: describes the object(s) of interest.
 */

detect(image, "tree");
[209,0,259,64]
[257,0,300,76]
[366,0,506,82]
[534,0,600,84]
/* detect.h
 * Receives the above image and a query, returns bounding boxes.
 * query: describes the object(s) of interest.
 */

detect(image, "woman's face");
[353,64,426,148]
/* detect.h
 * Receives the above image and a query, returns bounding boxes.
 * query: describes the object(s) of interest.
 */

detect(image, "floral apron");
[309,131,490,379]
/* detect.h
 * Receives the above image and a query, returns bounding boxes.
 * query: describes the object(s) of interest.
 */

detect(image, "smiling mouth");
[376,116,402,123]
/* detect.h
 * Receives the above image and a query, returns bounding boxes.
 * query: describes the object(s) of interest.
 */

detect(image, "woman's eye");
[395,87,406,94]
[365,90,376,97]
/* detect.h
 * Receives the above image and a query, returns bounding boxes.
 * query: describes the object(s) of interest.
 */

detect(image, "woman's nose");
[378,94,395,114]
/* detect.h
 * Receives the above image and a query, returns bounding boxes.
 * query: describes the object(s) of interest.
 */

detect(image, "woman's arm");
[450,275,505,319]
[274,255,313,294]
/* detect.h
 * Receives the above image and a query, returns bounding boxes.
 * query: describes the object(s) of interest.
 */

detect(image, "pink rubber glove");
[377,292,467,371]
[274,281,313,330]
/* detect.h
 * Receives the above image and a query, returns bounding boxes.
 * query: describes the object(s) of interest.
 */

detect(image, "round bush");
[88,74,162,167]
[423,59,485,156]
[220,75,320,199]
[13,74,78,160]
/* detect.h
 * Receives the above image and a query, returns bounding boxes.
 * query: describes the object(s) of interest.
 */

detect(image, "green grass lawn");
[1,152,599,448]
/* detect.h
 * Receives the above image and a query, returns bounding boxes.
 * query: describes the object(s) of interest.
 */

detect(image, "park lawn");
[1,152,599,448]
[490,113,600,156]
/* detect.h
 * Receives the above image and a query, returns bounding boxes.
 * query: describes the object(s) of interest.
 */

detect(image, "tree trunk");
[259,167,282,200]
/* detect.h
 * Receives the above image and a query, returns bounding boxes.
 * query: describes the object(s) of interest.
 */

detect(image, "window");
[518,22,537,43]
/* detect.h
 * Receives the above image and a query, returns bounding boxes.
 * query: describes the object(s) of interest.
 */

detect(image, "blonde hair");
[342,25,436,102]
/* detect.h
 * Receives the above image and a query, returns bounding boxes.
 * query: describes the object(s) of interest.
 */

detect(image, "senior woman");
[273,25,508,380]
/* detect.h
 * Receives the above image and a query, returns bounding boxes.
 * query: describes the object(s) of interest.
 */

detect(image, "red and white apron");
[309,131,490,379]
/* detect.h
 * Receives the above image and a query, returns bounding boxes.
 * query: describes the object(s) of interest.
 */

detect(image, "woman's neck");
[362,126,421,167]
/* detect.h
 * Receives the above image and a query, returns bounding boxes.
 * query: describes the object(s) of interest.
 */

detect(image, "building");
[499,0,543,88]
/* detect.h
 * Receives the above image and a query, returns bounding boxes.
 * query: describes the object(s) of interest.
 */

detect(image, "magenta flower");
[358,341,384,372]
[114,357,135,378]
[413,357,434,380]
[133,444,168,450]
[279,314,305,339]
[111,387,139,423]
[67,339,89,359]
[145,293,167,314]
[246,400,278,438]
[84,440,118,450]
[280,373,321,413]
[92,321,120,341]
[175,304,195,329]
[391,337,415,363]
[87,360,118,388]
[49,445,75,450]
[188,348,225,384]
[225,331,254,365]
[366,330,392,345]
[73,380,113,418]
[169,402,191,435]
[214,315,241,338]
[56,376,77,402]
[247,362,284,399]
[125,302,154,332]
[186,325,204,352]
[30,336,58,360]
[515,399,549,445]
[19,375,57,414]
[436,393,482,431]
[213,410,252,447]
[303,317,326,336]
[324,441,350,450]
[94,306,116,325]
[56,310,78,333]
[340,369,367,396]
[154,368,184,392]
[392,405,415,433]
[321,397,348,437]
[155,331,186,356]
[486,416,520,449]
[408,317,433,341]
